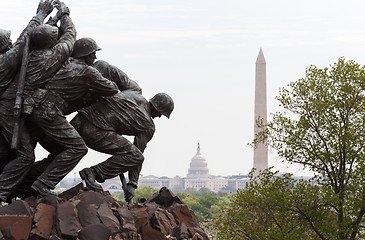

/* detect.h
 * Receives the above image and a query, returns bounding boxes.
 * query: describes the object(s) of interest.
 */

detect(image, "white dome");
[187,143,209,179]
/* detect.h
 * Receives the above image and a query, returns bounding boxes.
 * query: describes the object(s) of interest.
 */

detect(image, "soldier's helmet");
[30,24,59,49]
[72,37,101,58]
[0,29,11,53]
[150,93,174,118]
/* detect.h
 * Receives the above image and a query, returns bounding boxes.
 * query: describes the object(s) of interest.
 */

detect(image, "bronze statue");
[15,60,174,203]
[0,2,174,204]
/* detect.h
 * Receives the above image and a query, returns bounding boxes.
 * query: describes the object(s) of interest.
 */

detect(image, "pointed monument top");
[256,48,266,64]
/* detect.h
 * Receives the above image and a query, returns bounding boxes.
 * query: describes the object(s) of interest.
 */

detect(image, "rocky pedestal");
[0,185,208,240]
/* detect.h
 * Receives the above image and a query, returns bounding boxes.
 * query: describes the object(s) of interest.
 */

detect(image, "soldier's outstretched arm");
[94,60,142,93]
[40,1,76,82]
[85,67,119,97]
[128,166,141,190]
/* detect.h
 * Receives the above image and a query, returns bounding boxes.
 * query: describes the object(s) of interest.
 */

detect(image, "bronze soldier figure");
[73,87,174,203]
[0,0,55,202]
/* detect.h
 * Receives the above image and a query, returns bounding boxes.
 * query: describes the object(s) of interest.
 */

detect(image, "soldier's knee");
[74,143,88,158]
[132,147,144,163]
[80,145,88,157]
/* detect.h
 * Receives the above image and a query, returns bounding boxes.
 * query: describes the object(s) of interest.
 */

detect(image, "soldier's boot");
[31,180,58,197]
[79,168,103,191]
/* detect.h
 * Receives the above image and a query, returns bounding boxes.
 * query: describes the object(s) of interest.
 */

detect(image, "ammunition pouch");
[25,89,66,121]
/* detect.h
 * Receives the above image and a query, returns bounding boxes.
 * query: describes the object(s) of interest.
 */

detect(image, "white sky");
[2,0,365,178]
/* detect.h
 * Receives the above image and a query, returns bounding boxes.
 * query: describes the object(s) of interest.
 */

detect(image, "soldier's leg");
[91,137,144,183]
[31,111,87,193]
[12,123,61,197]
[72,115,144,182]
[0,120,35,201]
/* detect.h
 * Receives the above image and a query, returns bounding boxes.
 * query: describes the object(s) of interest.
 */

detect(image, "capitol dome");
[187,143,209,179]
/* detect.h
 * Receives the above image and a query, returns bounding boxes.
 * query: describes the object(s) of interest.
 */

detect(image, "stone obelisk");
[253,48,268,173]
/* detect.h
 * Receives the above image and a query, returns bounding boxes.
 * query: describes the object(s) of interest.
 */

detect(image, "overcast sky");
[2,0,365,179]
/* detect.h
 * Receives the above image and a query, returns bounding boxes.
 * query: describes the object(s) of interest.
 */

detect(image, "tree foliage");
[112,185,157,203]
[177,188,231,223]
[217,58,365,239]
[133,185,157,201]
[215,170,335,240]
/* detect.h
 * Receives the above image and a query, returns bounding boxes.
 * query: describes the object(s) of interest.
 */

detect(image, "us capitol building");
[100,143,249,193]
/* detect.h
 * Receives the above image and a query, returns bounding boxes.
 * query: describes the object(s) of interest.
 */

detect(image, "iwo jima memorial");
[0,0,207,239]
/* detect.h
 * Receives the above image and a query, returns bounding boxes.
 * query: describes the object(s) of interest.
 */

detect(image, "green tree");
[133,185,157,201]
[216,58,365,239]
[189,201,211,221]
[198,194,219,209]
[196,187,217,197]
[112,191,124,201]
[112,185,157,203]
[183,187,199,196]
[175,189,231,224]
[264,57,365,239]
[216,170,333,240]
[176,191,193,200]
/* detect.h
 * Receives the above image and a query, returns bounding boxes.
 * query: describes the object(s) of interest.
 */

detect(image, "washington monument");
[253,48,268,173]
